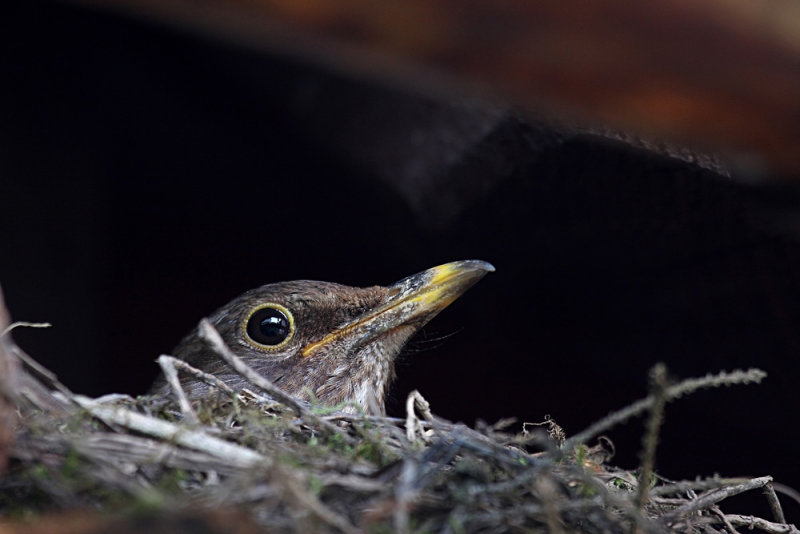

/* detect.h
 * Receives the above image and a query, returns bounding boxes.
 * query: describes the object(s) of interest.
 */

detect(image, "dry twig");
[0,290,792,534]
[661,476,774,523]
[565,368,767,450]
[73,395,266,468]
[198,319,355,442]
[637,362,668,509]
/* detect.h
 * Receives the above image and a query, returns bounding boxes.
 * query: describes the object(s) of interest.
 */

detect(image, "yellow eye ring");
[242,303,295,351]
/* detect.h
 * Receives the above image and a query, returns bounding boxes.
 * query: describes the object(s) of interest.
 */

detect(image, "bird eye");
[244,304,295,349]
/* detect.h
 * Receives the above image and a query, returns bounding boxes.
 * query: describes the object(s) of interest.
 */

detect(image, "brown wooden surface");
[71,0,800,178]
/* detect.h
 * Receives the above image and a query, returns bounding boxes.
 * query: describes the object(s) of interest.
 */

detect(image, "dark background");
[3,0,800,520]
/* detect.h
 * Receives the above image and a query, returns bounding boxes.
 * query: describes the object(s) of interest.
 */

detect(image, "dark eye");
[245,305,294,348]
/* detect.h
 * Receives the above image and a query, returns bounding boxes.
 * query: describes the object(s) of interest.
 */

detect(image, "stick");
[73,395,266,467]
[11,344,77,404]
[712,505,741,534]
[636,363,667,508]
[723,515,800,534]
[661,476,773,523]
[279,465,359,534]
[159,355,235,395]
[763,482,787,525]
[157,355,199,424]
[1,321,52,338]
[197,319,354,442]
[565,368,767,449]
[405,390,433,443]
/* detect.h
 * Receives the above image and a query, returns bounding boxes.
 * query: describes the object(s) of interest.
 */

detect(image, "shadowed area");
[2,1,800,518]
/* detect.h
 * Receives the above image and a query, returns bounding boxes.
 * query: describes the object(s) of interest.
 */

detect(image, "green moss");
[577,482,597,498]
[447,514,467,534]
[352,441,383,464]
[155,469,187,494]
[307,475,323,497]
[611,477,634,491]
[60,449,81,479]
[574,444,588,467]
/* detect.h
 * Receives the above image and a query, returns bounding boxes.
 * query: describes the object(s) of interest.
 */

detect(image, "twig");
[661,476,773,523]
[405,389,434,443]
[452,422,537,471]
[0,321,53,337]
[159,354,235,395]
[158,355,199,424]
[722,515,800,534]
[1,321,52,338]
[559,463,658,533]
[534,475,565,534]
[650,476,733,497]
[774,483,800,508]
[524,415,566,446]
[565,368,767,449]
[11,344,77,404]
[279,465,359,534]
[394,455,417,534]
[0,292,788,534]
[318,473,385,492]
[763,482,787,524]
[198,319,301,411]
[712,505,741,534]
[72,432,248,476]
[73,395,266,468]
[197,319,354,442]
[636,362,667,508]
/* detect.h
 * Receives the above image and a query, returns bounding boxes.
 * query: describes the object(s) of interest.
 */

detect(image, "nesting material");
[0,293,796,533]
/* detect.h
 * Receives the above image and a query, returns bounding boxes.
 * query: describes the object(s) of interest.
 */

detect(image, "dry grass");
[0,292,797,533]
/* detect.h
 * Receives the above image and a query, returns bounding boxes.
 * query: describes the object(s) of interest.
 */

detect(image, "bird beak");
[301,260,495,357]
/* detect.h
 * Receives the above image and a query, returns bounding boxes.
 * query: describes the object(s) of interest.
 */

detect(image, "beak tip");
[460,259,495,274]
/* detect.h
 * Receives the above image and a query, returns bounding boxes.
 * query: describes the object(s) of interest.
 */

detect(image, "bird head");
[157,260,494,414]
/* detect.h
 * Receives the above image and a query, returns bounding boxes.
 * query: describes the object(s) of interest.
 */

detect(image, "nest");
[0,303,797,533]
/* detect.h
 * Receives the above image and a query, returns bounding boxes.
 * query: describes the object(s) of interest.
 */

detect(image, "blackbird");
[152,260,494,413]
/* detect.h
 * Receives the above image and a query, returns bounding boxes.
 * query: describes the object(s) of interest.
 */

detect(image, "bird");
[151,260,494,414]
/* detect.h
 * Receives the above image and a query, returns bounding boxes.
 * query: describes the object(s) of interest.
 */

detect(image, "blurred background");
[3,0,800,520]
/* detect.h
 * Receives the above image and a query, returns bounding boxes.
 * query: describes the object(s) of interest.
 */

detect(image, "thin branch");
[73,433,248,476]
[394,455,418,534]
[157,355,199,424]
[763,482,787,524]
[650,475,742,497]
[723,515,800,534]
[565,368,767,449]
[661,476,773,523]
[73,395,266,468]
[0,290,787,534]
[197,319,354,442]
[12,345,77,403]
[159,355,235,395]
[279,465,360,534]
[636,362,667,509]
[405,390,434,443]
[773,483,800,508]
[712,505,741,534]
[1,321,52,338]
